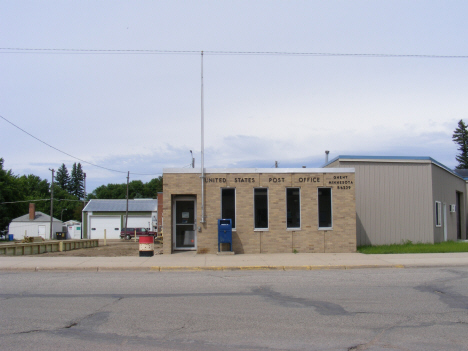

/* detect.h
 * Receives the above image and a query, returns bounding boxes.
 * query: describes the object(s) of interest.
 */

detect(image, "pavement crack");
[15,329,43,335]
[252,286,349,315]
[58,296,124,331]
[161,316,194,340]
[348,329,386,350]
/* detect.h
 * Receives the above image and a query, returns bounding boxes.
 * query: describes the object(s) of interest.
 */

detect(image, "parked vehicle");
[120,227,156,240]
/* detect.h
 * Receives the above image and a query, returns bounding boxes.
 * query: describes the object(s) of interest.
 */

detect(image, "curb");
[0,264,406,272]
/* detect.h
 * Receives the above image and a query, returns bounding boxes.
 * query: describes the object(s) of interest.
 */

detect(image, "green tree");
[87,176,163,200]
[55,163,71,191]
[16,174,51,217]
[453,119,468,169]
[0,159,84,229]
[70,163,85,199]
[145,176,163,197]
[0,158,24,231]
[89,183,127,199]
[129,180,145,198]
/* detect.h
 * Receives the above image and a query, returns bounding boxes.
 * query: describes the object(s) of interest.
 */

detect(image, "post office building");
[163,168,356,254]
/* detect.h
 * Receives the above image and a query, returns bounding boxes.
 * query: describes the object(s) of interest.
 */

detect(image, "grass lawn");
[358,240,468,254]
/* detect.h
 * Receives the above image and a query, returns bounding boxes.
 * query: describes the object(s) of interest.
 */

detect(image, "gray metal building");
[324,156,466,246]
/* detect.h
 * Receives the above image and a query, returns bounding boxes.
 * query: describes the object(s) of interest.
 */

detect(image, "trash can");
[218,219,232,252]
[139,235,154,257]
[56,232,66,240]
[8,234,13,241]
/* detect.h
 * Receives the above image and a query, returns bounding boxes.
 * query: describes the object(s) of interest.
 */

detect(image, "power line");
[1,199,89,205]
[1,48,468,58]
[1,199,50,204]
[0,114,162,176]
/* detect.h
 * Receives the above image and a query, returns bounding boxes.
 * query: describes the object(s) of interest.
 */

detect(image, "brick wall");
[163,171,356,254]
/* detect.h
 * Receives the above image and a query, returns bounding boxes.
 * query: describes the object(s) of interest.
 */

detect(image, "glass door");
[173,198,196,250]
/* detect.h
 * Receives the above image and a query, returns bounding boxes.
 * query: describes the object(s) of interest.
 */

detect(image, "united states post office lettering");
[234,178,255,183]
[205,177,227,183]
[298,177,320,183]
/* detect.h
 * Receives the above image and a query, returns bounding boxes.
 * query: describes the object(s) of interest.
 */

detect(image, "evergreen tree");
[70,163,77,196]
[55,163,70,191]
[70,163,85,199]
[76,163,84,199]
[453,119,468,169]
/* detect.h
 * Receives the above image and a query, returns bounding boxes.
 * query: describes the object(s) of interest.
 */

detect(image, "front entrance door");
[173,197,197,250]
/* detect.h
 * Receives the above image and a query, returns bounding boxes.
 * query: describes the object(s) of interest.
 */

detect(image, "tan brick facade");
[163,169,356,254]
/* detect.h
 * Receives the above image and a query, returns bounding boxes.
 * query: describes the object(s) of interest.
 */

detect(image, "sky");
[1,1,468,194]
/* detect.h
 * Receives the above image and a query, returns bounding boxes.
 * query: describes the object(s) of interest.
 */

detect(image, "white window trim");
[318,187,333,230]
[254,187,269,231]
[221,187,236,231]
[286,187,301,230]
[435,201,442,227]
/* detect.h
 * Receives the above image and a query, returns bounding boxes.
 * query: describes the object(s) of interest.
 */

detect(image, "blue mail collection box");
[218,219,232,252]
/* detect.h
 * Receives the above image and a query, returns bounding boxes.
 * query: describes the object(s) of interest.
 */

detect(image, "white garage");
[82,199,158,240]
[124,216,152,229]
[89,216,121,239]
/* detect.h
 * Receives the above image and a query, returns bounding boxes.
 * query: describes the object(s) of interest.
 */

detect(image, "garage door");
[124,216,151,229]
[89,216,121,239]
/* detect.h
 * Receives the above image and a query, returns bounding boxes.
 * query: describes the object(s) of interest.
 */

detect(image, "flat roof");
[164,167,354,174]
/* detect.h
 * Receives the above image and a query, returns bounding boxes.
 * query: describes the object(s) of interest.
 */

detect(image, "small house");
[9,203,63,240]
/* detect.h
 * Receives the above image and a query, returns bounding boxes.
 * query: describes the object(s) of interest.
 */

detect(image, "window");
[221,188,236,229]
[254,188,268,229]
[318,188,332,229]
[286,188,300,229]
[435,201,442,227]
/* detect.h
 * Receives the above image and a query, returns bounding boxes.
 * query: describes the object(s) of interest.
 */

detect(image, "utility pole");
[125,171,130,232]
[49,168,55,239]
[81,172,86,241]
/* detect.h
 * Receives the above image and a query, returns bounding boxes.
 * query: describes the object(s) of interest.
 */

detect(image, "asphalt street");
[1,267,468,351]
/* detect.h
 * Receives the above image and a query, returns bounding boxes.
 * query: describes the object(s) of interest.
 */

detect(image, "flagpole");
[200,51,205,224]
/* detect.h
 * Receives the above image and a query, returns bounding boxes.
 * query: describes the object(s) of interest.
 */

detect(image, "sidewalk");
[1,252,468,272]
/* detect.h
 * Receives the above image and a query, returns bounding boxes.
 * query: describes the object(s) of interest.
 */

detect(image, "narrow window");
[221,188,236,229]
[435,201,442,227]
[318,188,332,229]
[286,188,300,229]
[254,188,268,229]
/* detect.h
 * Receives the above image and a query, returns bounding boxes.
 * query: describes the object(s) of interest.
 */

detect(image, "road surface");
[1,267,467,350]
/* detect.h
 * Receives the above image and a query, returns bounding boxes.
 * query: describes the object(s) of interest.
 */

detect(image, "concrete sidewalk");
[1,252,468,272]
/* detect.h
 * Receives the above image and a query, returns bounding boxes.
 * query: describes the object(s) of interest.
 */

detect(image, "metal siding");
[326,160,340,168]
[333,161,433,245]
[124,216,152,228]
[325,157,468,245]
[431,164,466,242]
